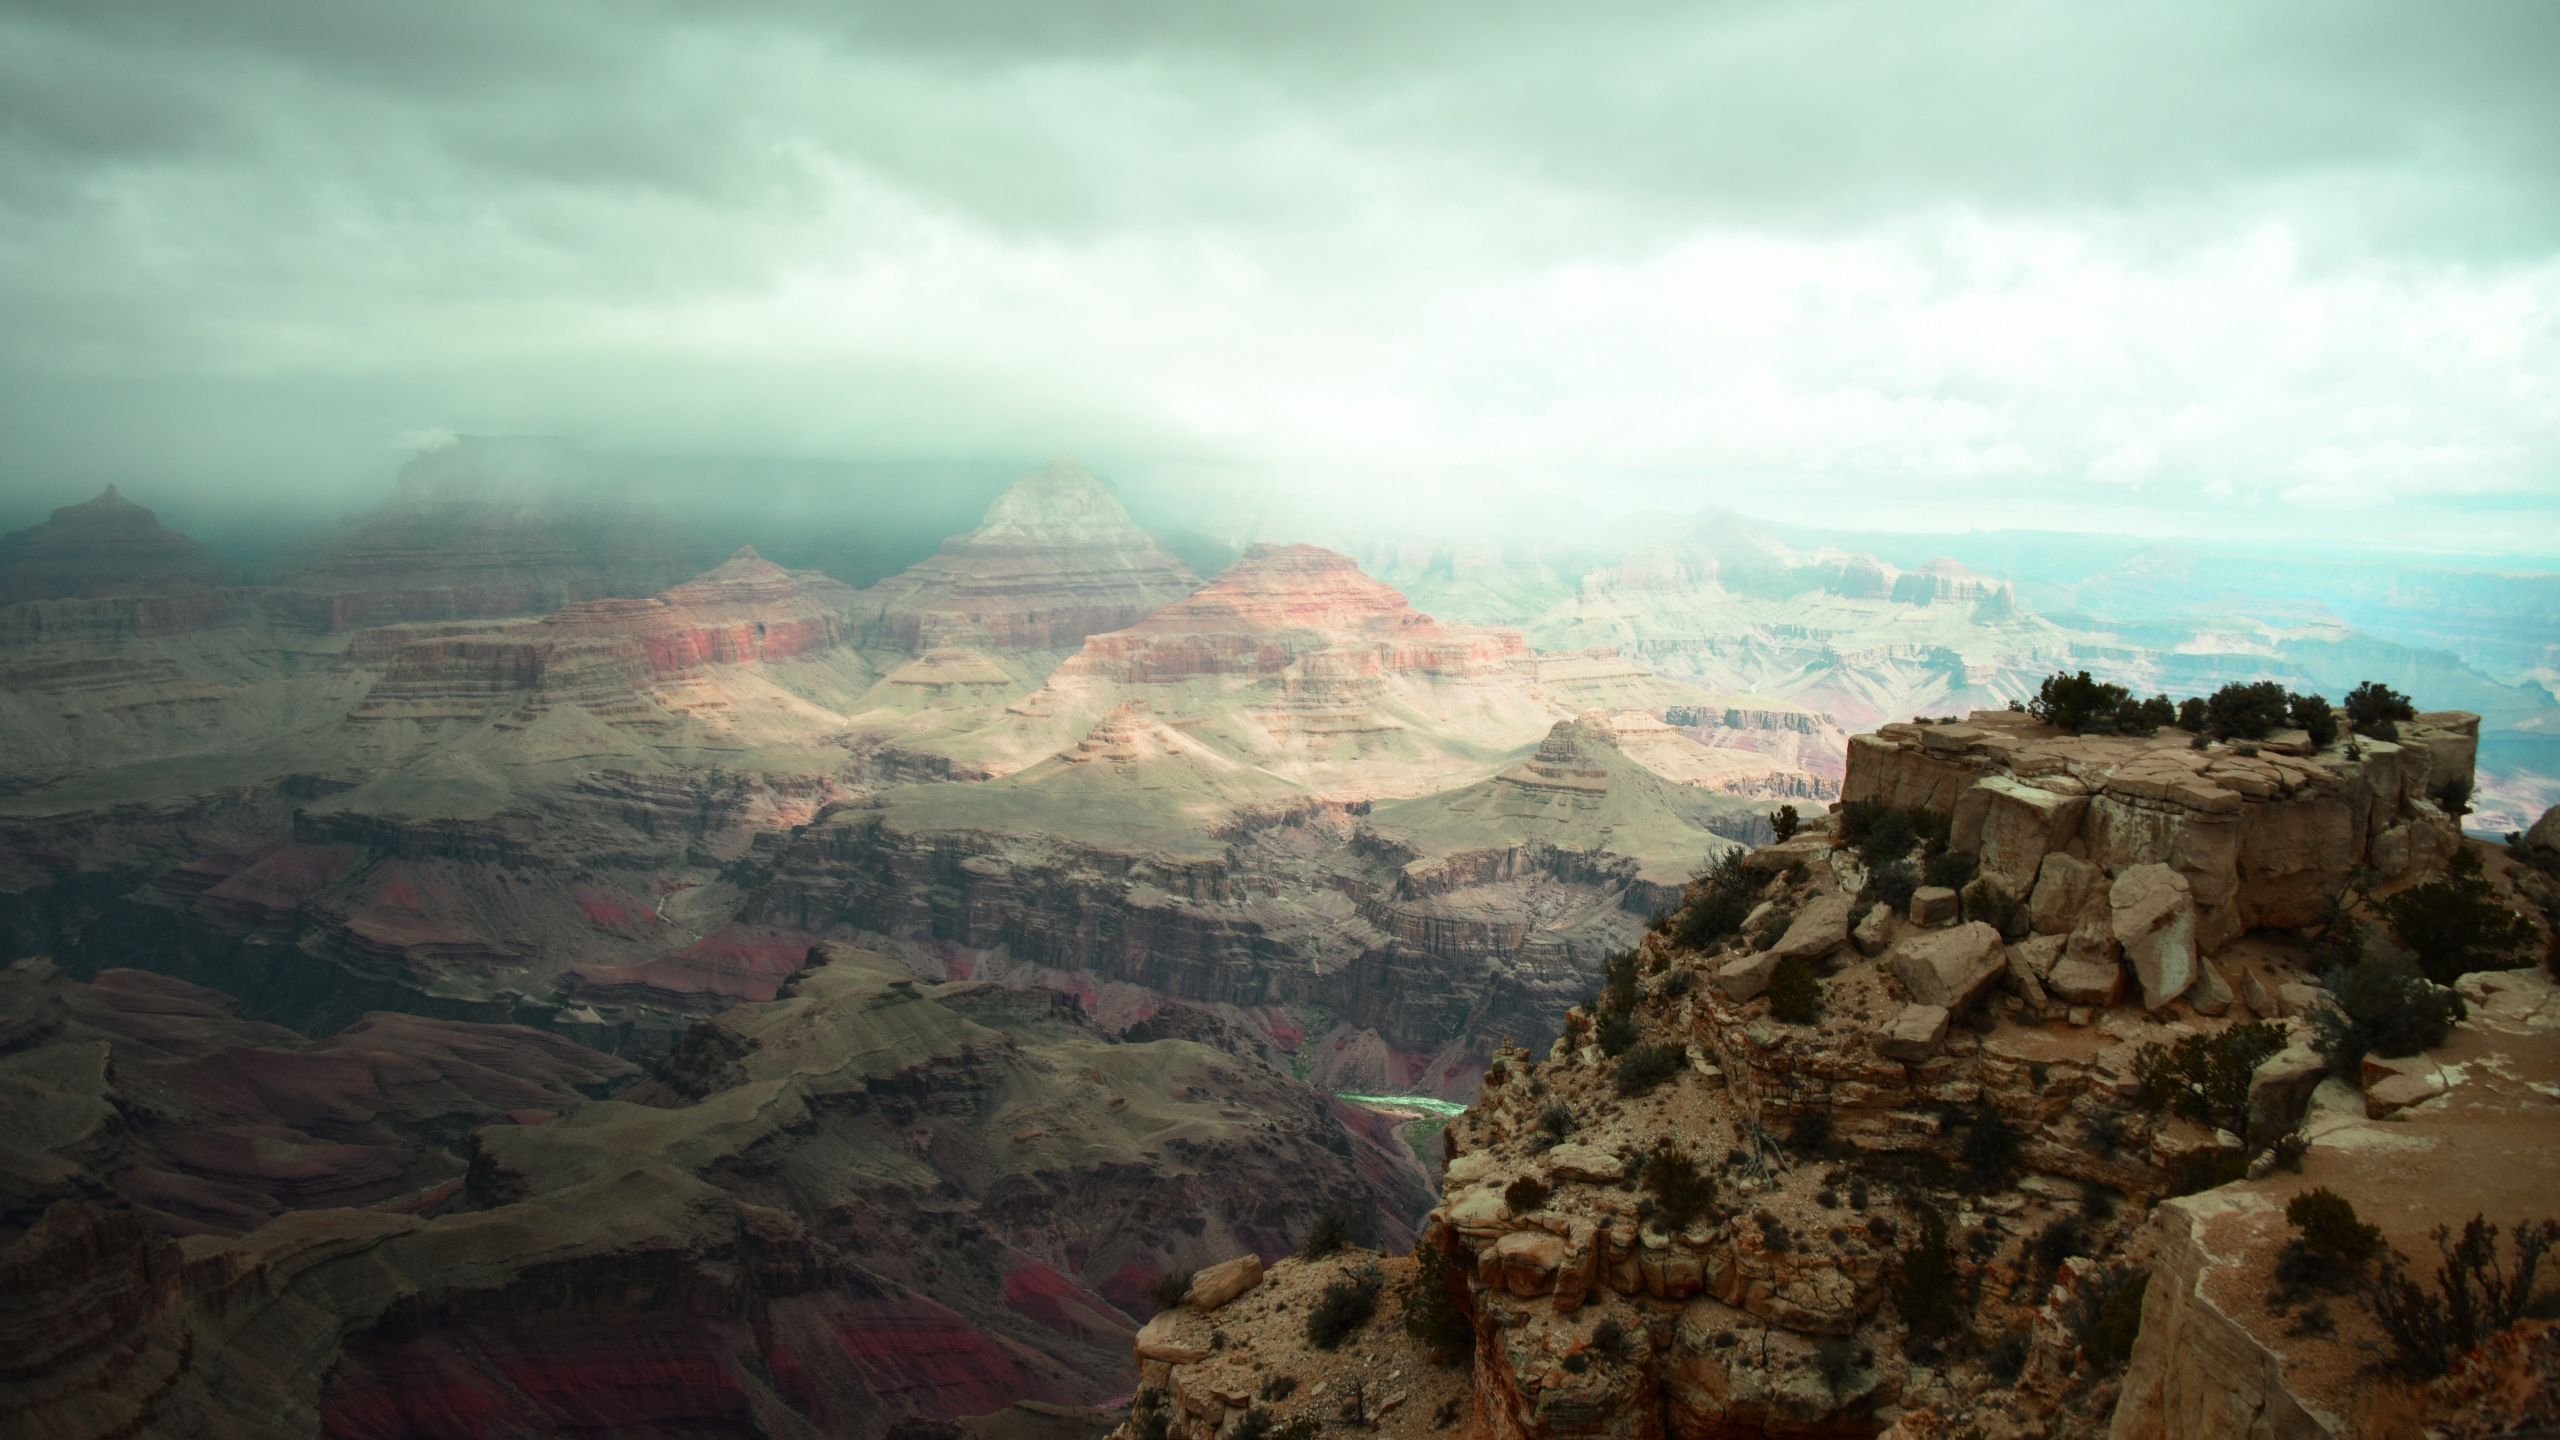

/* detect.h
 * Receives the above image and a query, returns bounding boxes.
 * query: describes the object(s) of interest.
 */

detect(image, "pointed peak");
[725,544,768,566]
[973,462,1140,540]
[100,484,123,504]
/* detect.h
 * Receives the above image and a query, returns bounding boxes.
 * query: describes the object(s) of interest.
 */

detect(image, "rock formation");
[0,486,229,602]
[0,947,1428,1438]
[860,462,1200,655]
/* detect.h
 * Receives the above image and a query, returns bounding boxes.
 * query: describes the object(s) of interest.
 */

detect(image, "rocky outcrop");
[0,486,228,602]
[1842,709,2478,958]
[861,463,1200,654]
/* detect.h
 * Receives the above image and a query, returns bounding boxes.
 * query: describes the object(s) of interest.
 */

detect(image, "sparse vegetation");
[1504,1175,1552,1213]
[1924,848,1979,890]
[2379,848,2535,985]
[1305,1263,1385,1350]
[1642,1145,1715,1231]
[2177,696,2207,732]
[1862,860,1920,917]
[1593,1007,1640,1058]
[1984,1328,2031,1384]
[2313,955,2466,1075]
[1788,1108,1834,1159]
[1614,1041,1686,1097]
[2276,1188,2382,1297]
[1767,957,1822,1025]
[2076,1270,2149,1372]
[2134,1022,2287,1135]
[1402,1244,1473,1365]
[1894,1203,1965,1344]
[2361,1215,2560,1376]
[2345,680,2416,735]
[2205,680,2291,741]
[1960,1102,2022,1192]
[1146,1267,1195,1312]
[2289,692,2339,748]
[1537,1101,1575,1145]
[1769,803,1800,842]
[1300,1204,1360,1260]
[1671,850,1759,951]
[2028,670,2163,736]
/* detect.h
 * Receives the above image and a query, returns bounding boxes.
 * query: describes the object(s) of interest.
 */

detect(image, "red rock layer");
[1057,544,1531,684]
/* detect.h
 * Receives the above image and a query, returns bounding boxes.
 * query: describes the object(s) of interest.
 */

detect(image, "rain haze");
[1,0,2557,554]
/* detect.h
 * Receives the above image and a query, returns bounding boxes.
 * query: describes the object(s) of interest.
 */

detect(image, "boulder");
[1494,1229,1566,1296]
[1181,1253,1263,1312]
[1135,1312,1211,1365]
[2046,956,2126,1007]
[1888,923,2007,1012]
[1910,886,1960,928]
[2186,959,2234,1017]
[1767,893,1855,962]
[2240,966,2281,1020]
[1546,1144,1626,1184]
[1877,1004,1950,1062]
[2527,804,2560,859]
[2028,853,2103,936]
[1851,903,1893,957]
[2003,945,2051,1008]
[2110,863,2198,1010]
[2247,1041,2327,1138]
[1715,951,1780,1002]
[1960,774,2090,894]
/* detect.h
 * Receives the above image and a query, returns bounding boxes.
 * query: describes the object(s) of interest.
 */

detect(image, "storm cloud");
[1,0,2555,548]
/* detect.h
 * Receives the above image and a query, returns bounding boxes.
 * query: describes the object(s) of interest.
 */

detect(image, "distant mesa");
[862,461,1199,654]
[0,484,229,602]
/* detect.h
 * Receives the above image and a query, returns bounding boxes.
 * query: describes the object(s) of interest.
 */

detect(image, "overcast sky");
[2,1,2556,551]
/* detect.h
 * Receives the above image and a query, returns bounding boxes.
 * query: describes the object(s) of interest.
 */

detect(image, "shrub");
[1146,1268,1195,1312]
[1672,850,1759,951]
[2345,681,2416,733]
[2289,692,2339,747]
[1817,1334,1867,1394]
[1402,1244,1473,1364]
[2379,849,2535,985]
[2177,696,2207,732]
[1300,1204,1361,1260]
[2206,680,2291,741]
[1504,1175,1552,1213]
[1259,1374,1298,1401]
[1924,848,1979,890]
[2135,693,2177,731]
[2134,1022,2288,1135]
[1603,947,1641,1015]
[1643,1146,1716,1231]
[2362,1216,2560,1376]
[1591,1317,1629,1360]
[1615,1042,1686,1097]
[2031,1217,2086,1276]
[1305,1264,1384,1350]
[1767,958,1822,1025]
[2029,670,2132,734]
[2280,1188,2382,1294]
[1985,1328,2031,1384]
[2434,774,2474,820]
[1768,803,1800,842]
[2313,956,2465,1075]
[1537,1101,1575,1144]
[1863,861,1920,917]
[2077,1270,2150,1372]
[1788,1108,1834,1159]
[1894,1204,1964,1343]
[1593,1007,1641,1058]
[1858,808,1919,867]
[1961,1102,2022,1192]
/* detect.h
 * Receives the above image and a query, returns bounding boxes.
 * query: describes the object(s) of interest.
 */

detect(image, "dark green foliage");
[1504,1175,1552,1213]
[1817,1335,1866,1394]
[1858,808,1919,867]
[1146,1268,1195,1312]
[2314,956,2465,1075]
[1305,1264,1384,1350]
[1836,798,1887,846]
[2029,670,2131,733]
[1594,1007,1640,1058]
[1591,1317,1629,1360]
[1788,1108,1833,1159]
[2077,1271,2150,1372]
[1863,861,1920,916]
[1614,1042,1685,1097]
[2167,1150,2249,1197]
[2031,1217,2086,1276]
[2205,680,2291,740]
[1767,958,1822,1025]
[1672,850,1759,951]
[1537,1101,1575,1144]
[1603,947,1641,1015]
[1893,1204,1964,1342]
[2278,1189,2382,1296]
[1985,1328,2031,1384]
[2289,692,2339,748]
[2134,1022,2287,1134]
[1300,1204,1361,1260]
[2135,693,2177,731]
[2435,774,2474,819]
[1961,1102,2021,1192]
[1642,1146,1715,1231]
[2345,681,2416,732]
[2177,696,2207,732]
[1260,1374,1298,1401]
[1925,849,1978,890]
[1769,803,1800,842]
[1130,1389,1172,1440]
[2379,849,2535,985]
[2307,898,2368,974]
[2362,1216,2560,1376]
[1402,1244,1474,1364]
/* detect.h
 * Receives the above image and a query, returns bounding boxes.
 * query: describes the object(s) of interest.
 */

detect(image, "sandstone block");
[1910,886,1960,928]
[2028,852,2102,935]
[1182,1253,1263,1311]
[1768,893,1855,961]
[1888,923,2006,1012]
[2046,956,2126,1007]
[2010,933,2064,980]
[2241,966,2281,1019]
[2365,1072,2445,1119]
[1546,1144,1625,1185]
[1715,951,1780,1002]
[1494,1229,1566,1296]
[2003,945,2051,1008]
[1851,903,1893,957]
[2110,862,2197,1010]
[1135,1312,1210,1365]
[2247,1042,2327,1138]
[2527,803,2560,858]
[2186,959,2234,1017]
[1877,1003,1950,1062]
